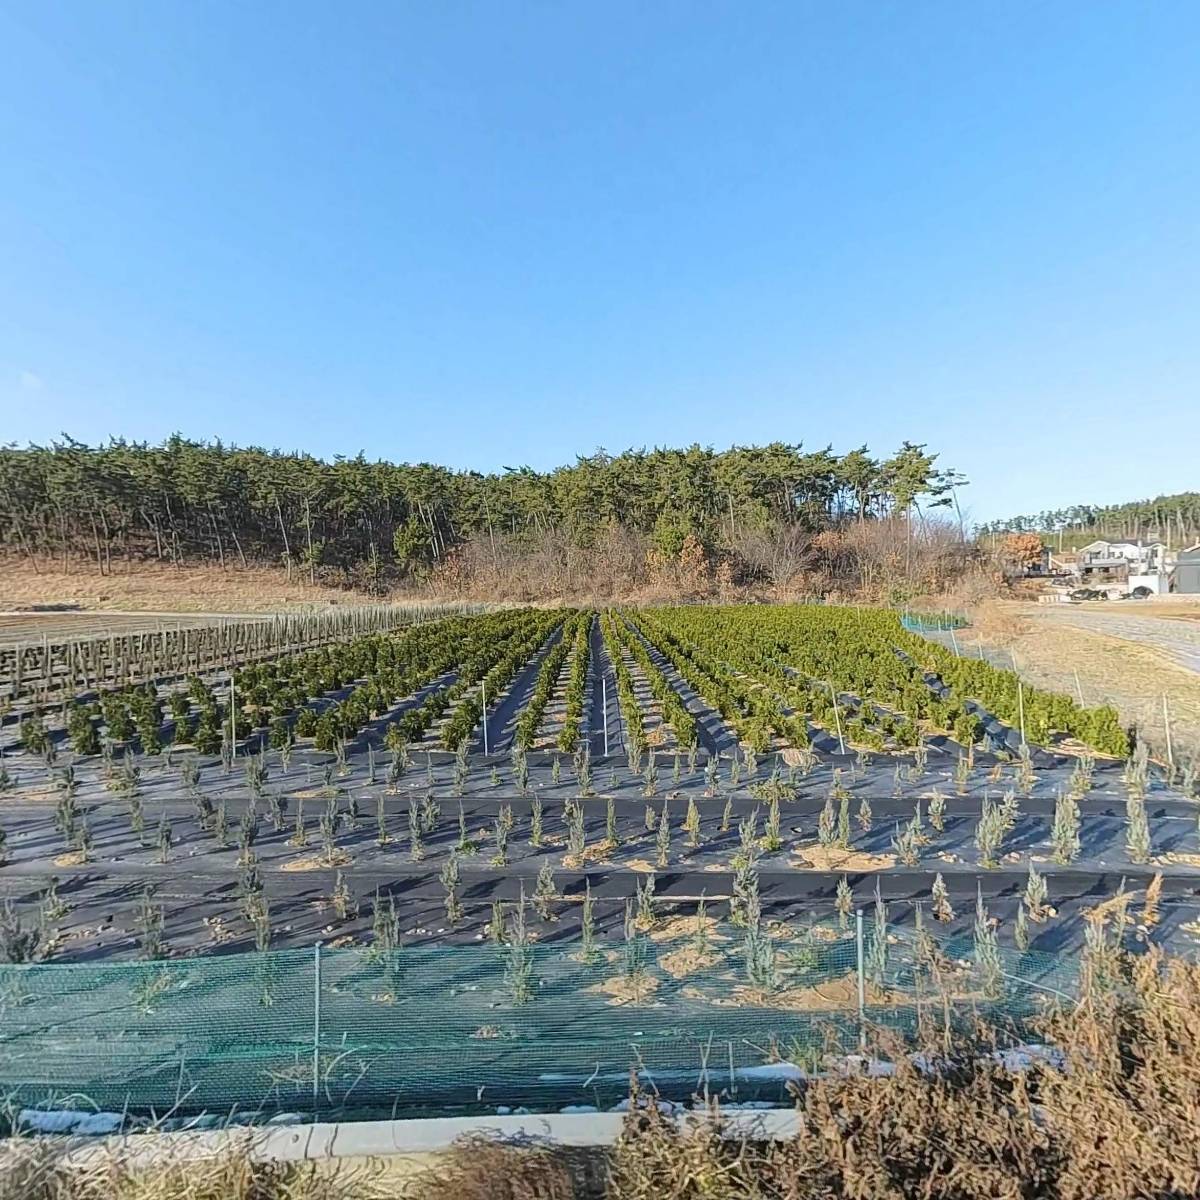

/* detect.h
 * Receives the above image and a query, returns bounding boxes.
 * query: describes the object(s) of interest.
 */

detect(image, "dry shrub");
[967,598,1032,646]
[610,946,1200,1199]
[427,514,983,606]
[400,1136,602,1200]
[0,1138,380,1200]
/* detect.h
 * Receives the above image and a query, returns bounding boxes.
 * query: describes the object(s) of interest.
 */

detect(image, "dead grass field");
[968,601,1200,757]
[0,562,390,614]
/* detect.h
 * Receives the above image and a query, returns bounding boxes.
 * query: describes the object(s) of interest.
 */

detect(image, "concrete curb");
[62,1110,802,1166]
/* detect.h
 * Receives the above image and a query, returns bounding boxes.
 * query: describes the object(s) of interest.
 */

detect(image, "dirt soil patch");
[561,841,617,868]
[647,914,726,943]
[659,944,723,979]
[589,972,662,1006]
[283,851,351,871]
[623,857,658,873]
[792,845,897,872]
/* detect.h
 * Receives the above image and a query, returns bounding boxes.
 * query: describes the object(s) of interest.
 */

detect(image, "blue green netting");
[899,611,970,632]
[0,932,1077,1118]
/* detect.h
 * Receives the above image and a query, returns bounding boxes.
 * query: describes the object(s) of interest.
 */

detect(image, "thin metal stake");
[312,941,323,1114]
[482,680,489,756]
[1163,694,1174,773]
[828,682,846,756]
[855,908,866,1050]
[602,676,609,757]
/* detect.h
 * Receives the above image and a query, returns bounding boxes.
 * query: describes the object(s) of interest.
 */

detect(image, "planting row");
[6,606,1139,775]
[634,606,1130,757]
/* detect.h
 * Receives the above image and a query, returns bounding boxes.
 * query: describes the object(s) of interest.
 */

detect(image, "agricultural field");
[0,604,1198,1119]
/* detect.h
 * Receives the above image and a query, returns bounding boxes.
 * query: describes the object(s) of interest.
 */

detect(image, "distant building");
[1173,545,1200,594]
[1077,539,1167,583]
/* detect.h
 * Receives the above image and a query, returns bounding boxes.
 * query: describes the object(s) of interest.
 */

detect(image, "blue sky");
[1,2,1196,523]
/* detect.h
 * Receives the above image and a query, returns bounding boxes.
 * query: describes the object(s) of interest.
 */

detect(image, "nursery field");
[1,604,1198,1120]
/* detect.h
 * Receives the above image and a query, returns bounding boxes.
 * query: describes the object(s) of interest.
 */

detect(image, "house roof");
[1082,538,1165,550]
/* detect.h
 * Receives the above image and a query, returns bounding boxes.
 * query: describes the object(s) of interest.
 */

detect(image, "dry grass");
[966,601,1200,757]
[0,1139,389,1200]
[401,1137,602,1199]
[609,947,1200,1200]
[0,563,388,614]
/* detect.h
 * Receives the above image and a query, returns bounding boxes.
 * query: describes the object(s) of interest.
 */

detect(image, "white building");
[1077,539,1167,583]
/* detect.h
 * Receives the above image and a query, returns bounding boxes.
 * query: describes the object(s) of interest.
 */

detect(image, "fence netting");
[0,930,1076,1120]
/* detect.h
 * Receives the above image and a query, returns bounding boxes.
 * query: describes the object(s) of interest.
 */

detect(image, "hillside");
[979,492,1200,547]
[0,436,969,602]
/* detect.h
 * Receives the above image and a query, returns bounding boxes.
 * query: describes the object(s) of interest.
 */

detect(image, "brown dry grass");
[0,562,388,614]
[402,1137,601,1200]
[609,947,1200,1200]
[967,601,1200,757]
[0,1139,390,1199]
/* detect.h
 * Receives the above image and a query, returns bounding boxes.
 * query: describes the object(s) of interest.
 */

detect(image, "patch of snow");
[734,1063,807,1082]
[19,1109,124,1135]
[560,1105,599,1114]
[609,1098,682,1114]
[828,1055,897,1078]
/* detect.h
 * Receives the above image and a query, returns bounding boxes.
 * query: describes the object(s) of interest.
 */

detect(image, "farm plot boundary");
[0,926,1076,1122]
[0,603,491,712]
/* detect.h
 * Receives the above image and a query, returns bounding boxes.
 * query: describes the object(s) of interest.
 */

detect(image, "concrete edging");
[64,1110,802,1166]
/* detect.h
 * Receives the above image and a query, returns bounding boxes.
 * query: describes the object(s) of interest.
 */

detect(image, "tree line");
[979,492,1200,547]
[0,436,963,583]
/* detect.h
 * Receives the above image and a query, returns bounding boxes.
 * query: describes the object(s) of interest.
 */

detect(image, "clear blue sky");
[1,2,1197,523]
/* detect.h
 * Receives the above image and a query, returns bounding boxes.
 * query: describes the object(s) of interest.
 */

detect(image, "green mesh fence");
[0,932,1078,1120]
[899,611,970,632]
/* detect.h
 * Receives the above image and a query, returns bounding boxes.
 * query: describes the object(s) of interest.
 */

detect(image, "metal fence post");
[312,941,322,1114]
[482,680,489,756]
[855,909,866,1051]
[829,682,846,756]
[602,676,609,757]
[1163,693,1174,774]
